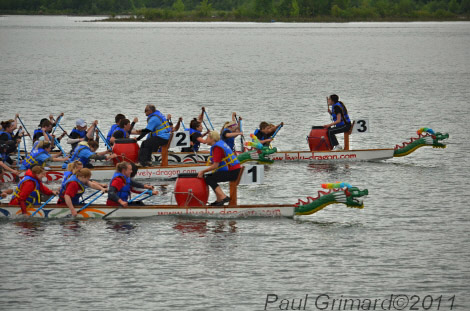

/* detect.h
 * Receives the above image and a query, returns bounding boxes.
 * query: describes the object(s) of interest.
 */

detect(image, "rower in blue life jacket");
[106,114,126,145]
[21,141,69,170]
[0,119,21,165]
[62,140,116,169]
[323,94,352,151]
[135,105,172,167]
[109,117,139,145]
[253,121,284,146]
[220,112,243,152]
[181,108,210,152]
[66,119,99,153]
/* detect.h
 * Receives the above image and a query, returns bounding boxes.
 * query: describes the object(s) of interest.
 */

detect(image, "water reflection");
[13,220,45,237]
[307,162,350,173]
[173,219,238,235]
[60,219,82,235]
[106,220,137,233]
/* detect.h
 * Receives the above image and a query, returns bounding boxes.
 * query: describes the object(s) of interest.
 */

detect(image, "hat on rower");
[76,118,87,127]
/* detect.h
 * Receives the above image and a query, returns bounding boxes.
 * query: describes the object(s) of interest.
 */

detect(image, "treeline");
[1,0,469,20]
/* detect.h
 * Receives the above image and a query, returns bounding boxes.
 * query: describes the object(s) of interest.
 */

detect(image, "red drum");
[112,138,139,165]
[308,126,331,151]
[174,173,209,206]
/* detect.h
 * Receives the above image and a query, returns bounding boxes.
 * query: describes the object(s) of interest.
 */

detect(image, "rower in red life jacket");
[107,161,158,207]
[323,94,352,151]
[9,166,59,214]
[57,168,107,217]
[221,112,243,152]
[197,131,242,206]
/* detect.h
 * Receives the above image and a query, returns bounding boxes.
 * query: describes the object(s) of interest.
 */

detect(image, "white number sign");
[170,130,190,148]
[353,119,370,134]
[240,165,264,185]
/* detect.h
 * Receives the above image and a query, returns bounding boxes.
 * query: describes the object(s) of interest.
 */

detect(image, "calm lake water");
[0,16,469,310]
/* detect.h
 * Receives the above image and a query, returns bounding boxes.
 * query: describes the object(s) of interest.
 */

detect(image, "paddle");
[30,195,56,217]
[102,189,152,219]
[75,192,105,215]
[95,125,112,150]
[54,137,67,157]
[16,140,21,169]
[181,120,187,131]
[204,110,215,130]
[79,189,101,204]
[271,123,283,140]
[17,116,32,142]
[235,115,245,152]
[51,114,63,135]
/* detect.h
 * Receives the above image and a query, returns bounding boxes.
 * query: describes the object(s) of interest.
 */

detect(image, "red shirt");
[57,181,81,204]
[10,172,54,213]
[212,146,241,171]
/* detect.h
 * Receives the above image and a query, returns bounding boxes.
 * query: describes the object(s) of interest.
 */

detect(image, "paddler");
[66,119,99,152]
[135,105,172,167]
[62,140,116,169]
[9,166,59,215]
[253,121,284,146]
[181,118,209,152]
[109,117,139,144]
[107,161,158,207]
[323,94,352,151]
[221,112,243,152]
[21,141,69,170]
[197,131,242,206]
[106,114,126,143]
[0,119,21,164]
[57,168,107,217]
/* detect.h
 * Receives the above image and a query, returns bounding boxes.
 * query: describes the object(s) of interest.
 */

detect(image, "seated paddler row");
[6,162,159,216]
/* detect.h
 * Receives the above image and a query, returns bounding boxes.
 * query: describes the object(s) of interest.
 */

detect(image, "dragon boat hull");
[0,204,296,219]
[0,164,206,183]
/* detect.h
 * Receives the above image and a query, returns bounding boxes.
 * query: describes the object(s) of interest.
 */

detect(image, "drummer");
[323,94,352,151]
[197,131,241,206]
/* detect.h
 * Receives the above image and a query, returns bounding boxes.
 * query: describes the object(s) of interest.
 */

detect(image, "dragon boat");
[0,139,274,183]
[147,127,450,164]
[0,176,368,219]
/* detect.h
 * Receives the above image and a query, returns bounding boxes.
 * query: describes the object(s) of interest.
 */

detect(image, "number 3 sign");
[353,119,370,133]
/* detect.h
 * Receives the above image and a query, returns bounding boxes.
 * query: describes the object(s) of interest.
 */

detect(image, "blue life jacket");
[209,140,240,172]
[22,148,48,169]
[12,175,41,207]
[33,129,52,141]
[112,127,129,139]
[147,111,171,138]
[331,102,351,127]
[60,174,86,204]
[189,128,202,152]
[59,171,73,196]
[0,130,12,141]
[222,129,235,151]
[70,128,87,138]
[110,172,131,202]
[107,124,119,142]
[62,144,91,169]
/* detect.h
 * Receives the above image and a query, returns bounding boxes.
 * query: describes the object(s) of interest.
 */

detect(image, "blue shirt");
[146,116,171,140]
[20,153,51,170]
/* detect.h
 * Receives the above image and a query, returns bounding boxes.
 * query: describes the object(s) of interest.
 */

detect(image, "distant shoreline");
[1,12,469,23]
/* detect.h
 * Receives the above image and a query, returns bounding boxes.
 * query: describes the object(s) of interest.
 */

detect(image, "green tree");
[172,0,184,11]
[255,0,272,14]
[197,0,212,16]
[291,0,299,16]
